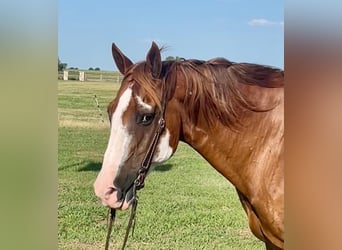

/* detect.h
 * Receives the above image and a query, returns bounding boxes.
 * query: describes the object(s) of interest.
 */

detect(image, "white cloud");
[248,18,284,27]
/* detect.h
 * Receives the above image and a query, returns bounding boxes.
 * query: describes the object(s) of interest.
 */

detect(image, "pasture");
[58,80,264,249]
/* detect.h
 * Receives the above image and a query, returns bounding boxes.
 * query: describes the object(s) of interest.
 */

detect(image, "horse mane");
[130,57,284,128]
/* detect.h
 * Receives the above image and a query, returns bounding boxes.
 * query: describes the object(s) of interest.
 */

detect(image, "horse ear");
[146,41,162,79]
[112,43,133,75]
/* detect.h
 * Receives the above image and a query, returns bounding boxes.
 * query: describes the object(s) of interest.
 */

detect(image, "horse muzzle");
[94,185,134,210]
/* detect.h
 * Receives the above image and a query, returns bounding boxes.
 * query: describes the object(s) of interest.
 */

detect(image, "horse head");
[94,42,181,210]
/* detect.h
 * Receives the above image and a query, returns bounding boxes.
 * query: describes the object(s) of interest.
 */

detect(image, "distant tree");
[88,67,94,70]
[165,56,182,62]
[165,56,175,61]
[58,58,67,71]
[95,67,100,71]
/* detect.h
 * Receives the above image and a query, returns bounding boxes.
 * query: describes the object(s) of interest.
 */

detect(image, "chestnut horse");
[94,42,284,249]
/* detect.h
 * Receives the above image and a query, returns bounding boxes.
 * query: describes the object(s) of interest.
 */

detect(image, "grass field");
[58,80,264,249]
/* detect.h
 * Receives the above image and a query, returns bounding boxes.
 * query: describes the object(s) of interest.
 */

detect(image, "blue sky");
[58,0,283,71]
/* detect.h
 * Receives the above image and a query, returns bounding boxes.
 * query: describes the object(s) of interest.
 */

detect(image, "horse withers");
[94,42,284,249]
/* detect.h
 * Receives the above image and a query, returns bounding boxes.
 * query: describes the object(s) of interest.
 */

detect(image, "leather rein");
[104,79,168,250]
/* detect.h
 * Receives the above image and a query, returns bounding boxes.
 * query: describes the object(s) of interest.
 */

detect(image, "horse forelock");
[126,63,162,110]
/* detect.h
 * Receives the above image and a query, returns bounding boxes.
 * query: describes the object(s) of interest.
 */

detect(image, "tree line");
[58,58,100,71]
[58,55,180,72]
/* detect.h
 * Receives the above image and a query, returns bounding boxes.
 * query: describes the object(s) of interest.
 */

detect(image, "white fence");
[58,70,123,83]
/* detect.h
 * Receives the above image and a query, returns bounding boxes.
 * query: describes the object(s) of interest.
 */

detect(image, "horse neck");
[180,103,284,196]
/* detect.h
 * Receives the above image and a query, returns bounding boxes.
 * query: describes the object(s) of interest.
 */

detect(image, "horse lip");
[112,188,133,210]
[107,186,134,209]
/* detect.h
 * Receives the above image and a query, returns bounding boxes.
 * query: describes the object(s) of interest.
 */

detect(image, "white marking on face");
[135,95,153,111]
[94,88,133,203]
[153,129,173,163]
[104,88,133,170]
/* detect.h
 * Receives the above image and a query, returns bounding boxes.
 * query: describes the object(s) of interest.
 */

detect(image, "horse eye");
[138,113,155,126]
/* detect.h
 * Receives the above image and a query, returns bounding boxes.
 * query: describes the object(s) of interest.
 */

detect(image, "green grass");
[58,81,264,249]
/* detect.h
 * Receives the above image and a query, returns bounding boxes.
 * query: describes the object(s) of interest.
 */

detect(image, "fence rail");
[58,70,123,83]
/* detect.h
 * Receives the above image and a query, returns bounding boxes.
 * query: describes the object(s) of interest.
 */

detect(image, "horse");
[94,42,284,249]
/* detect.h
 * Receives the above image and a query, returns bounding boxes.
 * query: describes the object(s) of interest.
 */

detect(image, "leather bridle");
[105,78,168,250]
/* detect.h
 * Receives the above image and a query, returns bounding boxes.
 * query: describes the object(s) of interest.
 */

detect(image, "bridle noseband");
[105,79,168,250]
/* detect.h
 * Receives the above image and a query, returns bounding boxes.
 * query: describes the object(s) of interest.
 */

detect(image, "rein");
[104,79,168,249]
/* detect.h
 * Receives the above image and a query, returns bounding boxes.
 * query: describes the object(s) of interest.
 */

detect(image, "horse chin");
[120,200,131,210]
[105,198,131,210]
[121,188,134,210]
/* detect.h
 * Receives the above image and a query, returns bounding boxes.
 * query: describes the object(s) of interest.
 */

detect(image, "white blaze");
[103,88,133,172]
[94,88,133,202]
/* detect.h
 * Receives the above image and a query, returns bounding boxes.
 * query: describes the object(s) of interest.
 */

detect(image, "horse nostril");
[104,187,115,199]
[104,187,124,201]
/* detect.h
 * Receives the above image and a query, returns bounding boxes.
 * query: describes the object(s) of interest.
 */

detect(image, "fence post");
[63,71,68,81]
[79,71,85,82]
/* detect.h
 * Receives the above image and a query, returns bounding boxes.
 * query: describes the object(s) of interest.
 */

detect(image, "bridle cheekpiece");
[105,78,168,250]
